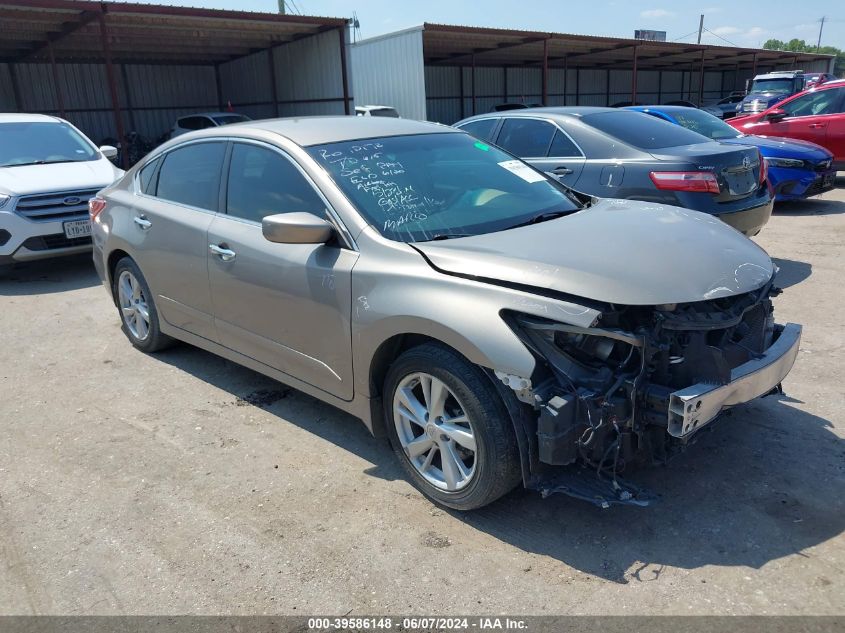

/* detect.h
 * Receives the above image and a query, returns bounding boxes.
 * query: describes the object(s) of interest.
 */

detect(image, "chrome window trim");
[497,116,586,160]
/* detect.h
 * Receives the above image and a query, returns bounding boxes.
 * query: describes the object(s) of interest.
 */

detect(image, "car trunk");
[650,143,762,202]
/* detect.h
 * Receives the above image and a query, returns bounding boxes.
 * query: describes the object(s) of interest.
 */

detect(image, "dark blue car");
[627,105,836,201]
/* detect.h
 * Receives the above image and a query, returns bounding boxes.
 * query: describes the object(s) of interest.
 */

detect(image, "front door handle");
[552,166,573,175]
[209,243,236,262]
[133,215,152,230]
[808,123,827,129]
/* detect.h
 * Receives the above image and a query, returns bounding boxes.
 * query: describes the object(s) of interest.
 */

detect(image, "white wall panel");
[352,27,426,120]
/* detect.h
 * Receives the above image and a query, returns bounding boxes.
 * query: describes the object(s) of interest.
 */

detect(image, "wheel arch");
[365,329,534,487]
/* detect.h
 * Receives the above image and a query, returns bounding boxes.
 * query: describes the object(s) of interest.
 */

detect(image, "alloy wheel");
[392,372,477,491]
[117,269,150,341]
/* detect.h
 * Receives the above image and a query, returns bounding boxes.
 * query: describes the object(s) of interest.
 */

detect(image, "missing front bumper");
[667,322,802,438]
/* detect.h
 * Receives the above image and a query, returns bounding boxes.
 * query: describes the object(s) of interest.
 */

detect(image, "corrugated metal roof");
[420,22,835,72]
[0,0,347,65]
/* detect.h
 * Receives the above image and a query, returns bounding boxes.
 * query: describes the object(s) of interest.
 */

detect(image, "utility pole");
[817,16,825,50]
[697,14,704,44]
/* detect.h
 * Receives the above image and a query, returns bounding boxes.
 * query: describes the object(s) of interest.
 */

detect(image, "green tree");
[762,38,844,76]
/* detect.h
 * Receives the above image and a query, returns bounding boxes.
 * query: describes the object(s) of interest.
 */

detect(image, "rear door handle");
[209,243,236,262]
[552,166,573,175]
[808,123,827,129]
[133,215,152,230]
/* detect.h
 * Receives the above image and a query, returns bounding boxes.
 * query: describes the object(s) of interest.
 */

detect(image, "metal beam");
[697,48,706,105]
[47,40,65,118]
[338,25,350,115]
[428,36,547,64]
[631,44,638,103]
[267,47,279,117]
[471,52,476,115]
[542,37,548,105]
[14,9,100,62]
[98,14,127,168]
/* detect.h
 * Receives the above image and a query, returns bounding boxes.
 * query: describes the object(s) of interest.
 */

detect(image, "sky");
[123,0,844,49]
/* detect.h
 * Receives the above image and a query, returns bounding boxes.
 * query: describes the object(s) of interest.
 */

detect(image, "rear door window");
[495,118,556,157]
[457,118,499,142]
[548,130,582,157]
[226,143,325,223]
[156,142,226,210]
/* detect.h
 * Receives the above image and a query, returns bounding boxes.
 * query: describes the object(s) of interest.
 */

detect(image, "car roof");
[459,106,616,123]
[179,112,247,119]
[0,113,62,124]
[182,115,452,146]
[627,105,698,114]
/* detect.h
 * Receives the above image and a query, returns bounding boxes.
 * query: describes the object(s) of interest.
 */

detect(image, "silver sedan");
[90,117,800,510]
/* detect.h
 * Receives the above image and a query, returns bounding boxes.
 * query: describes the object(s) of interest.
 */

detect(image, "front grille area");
[14,188,100,222]
[21,234,92,251]
[804,177,834,197]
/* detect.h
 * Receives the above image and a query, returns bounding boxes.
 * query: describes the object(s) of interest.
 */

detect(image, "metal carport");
[0,0,351,165]
[351,23,836,123]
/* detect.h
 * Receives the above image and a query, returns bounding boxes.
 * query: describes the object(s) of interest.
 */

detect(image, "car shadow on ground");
[772,257,812,289]
[154,343,844,585]
[0,254,101,296]
[775,194,845,217]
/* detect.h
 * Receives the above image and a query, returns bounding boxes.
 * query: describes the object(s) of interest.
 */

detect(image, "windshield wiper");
[0,159,79,168]
[505,209,575,230]
[426,232,473,241]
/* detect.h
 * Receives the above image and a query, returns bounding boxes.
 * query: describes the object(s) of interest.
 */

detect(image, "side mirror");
[262,212,333,244]
[99,145,118,159]
[764,108,787,122]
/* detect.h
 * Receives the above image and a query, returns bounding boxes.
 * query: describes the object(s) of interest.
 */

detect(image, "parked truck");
[736,70,835,116]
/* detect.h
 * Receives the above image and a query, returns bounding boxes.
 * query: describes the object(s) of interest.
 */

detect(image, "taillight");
[758,150,767,185]
[649,171,720,195]
[88,197,106,220]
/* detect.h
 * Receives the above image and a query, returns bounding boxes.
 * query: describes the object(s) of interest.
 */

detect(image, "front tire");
[112,257,173,353]
[384,343,521,510]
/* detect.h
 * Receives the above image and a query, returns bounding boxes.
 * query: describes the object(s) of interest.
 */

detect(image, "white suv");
[0,114,123,272]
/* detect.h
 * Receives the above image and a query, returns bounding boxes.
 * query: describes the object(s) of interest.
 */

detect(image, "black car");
[454,107,773,236]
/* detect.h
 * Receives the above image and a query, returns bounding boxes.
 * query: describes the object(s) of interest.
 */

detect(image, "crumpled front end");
[499,278,801,507]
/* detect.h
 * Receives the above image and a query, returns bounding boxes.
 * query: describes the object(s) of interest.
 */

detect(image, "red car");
[728,80,845,169]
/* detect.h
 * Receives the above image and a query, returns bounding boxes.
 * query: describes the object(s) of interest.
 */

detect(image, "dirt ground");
[0,182,843,616]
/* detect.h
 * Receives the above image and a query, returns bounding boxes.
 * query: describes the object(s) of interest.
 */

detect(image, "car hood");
[413,199,774,306]
[722,134,832,159]
[0,159,122,196]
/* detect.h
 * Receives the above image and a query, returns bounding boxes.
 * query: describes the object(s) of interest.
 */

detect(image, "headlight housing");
[764,157,806,169]
[0,194,10,209]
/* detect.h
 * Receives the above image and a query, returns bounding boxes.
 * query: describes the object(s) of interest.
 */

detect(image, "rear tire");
[112,257,173,353]
[384,343,522,510]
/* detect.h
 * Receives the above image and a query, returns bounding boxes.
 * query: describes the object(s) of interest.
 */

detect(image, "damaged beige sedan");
[90,117,801,510]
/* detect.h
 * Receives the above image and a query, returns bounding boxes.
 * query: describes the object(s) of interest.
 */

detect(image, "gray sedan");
[90,117,800,510]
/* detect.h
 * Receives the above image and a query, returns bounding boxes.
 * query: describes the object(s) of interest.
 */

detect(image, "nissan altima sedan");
[91,117,801,510]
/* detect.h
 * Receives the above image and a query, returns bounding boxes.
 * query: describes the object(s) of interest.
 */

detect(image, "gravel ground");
[0,182,843,616]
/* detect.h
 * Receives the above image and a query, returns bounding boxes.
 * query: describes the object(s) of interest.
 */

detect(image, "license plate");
[63,219,92,239]
[823,173,835,187]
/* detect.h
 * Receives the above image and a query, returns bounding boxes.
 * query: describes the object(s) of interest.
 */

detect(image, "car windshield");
[582,111,708,149]
[665,109,741,140]
[212,114,250,126]
[0,121,98,168]
[308,132,581,243]
[749,78,794,94]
